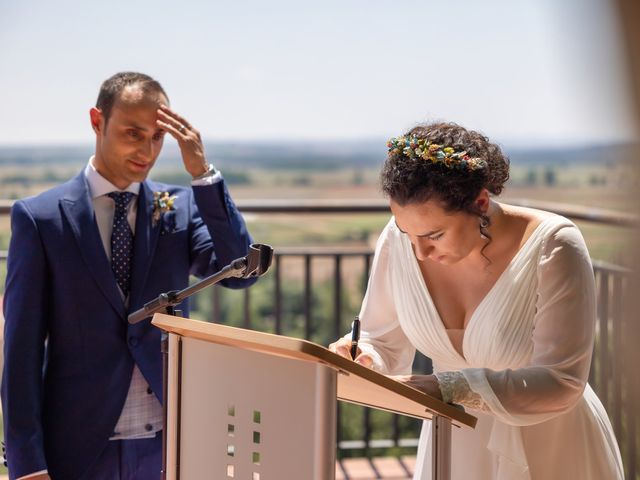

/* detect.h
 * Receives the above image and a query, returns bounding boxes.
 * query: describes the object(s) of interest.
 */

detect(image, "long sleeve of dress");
[347,220,416,375]
[459,224,596,426]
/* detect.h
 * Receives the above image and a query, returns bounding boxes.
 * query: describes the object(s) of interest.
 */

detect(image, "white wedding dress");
[353,213,624,480]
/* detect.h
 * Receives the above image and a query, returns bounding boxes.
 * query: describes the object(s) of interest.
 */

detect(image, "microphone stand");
[127,243,273,480]
[128,243,273,325]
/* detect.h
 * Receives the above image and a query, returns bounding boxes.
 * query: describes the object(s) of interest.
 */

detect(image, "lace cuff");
[435,371,484,410]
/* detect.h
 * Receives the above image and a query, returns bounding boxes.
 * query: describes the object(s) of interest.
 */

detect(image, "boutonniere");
[152,191,178,227]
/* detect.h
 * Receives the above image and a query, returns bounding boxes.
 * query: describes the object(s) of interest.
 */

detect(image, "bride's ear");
[474,189,491,214]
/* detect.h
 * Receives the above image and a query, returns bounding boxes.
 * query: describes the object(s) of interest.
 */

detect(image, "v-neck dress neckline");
[405,216,553,364]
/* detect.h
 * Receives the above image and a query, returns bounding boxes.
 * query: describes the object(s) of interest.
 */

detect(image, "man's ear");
[89,107,103,134]
[474,188,491,214]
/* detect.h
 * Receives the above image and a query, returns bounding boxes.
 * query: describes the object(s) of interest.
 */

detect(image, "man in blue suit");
[1,72,257,479]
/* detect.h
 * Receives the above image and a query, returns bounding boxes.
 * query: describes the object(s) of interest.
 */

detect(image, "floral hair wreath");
[387,135,487,172]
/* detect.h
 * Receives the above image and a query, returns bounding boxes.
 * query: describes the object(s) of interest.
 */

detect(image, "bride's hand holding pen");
[328,316,373,368]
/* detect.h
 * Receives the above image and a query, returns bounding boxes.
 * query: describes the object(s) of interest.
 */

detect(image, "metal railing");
[0,199,638,478]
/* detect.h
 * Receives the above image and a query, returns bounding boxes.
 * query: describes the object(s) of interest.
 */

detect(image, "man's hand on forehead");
[156,104,209,178]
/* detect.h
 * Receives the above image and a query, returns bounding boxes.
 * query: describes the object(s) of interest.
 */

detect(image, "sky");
[0,0,637,147]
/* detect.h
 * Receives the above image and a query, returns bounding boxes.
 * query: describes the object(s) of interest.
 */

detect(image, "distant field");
[0,163,636,268]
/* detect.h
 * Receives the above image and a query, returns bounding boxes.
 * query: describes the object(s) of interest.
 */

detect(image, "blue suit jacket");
[1,171,257,479]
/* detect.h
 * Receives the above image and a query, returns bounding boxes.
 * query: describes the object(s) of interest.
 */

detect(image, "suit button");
[147,387,153,395]
[145,424,153,432]
[128,336,139,347]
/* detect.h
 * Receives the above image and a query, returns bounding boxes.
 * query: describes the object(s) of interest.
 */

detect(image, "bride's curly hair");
[381,122,509,215]
[381,122,510,255]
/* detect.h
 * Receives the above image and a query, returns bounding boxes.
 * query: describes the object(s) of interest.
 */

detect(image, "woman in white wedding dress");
[330,122,624,479]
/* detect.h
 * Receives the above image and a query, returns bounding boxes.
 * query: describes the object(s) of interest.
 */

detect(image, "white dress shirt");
[84,159,163,441]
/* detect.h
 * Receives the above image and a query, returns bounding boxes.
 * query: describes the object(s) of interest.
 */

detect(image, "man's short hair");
[96,72,168,125]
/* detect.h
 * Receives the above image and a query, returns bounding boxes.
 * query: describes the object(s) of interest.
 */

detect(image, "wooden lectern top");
[152,314,476,429]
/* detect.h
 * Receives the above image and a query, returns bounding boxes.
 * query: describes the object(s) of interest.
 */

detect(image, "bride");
[329,122,624,479]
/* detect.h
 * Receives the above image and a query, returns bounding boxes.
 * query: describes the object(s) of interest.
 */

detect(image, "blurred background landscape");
[0,138,637,262]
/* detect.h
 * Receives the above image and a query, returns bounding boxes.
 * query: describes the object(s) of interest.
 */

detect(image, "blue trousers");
[80,432,162,480]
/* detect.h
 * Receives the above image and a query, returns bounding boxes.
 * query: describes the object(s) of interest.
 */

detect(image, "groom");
[1,72,257,479]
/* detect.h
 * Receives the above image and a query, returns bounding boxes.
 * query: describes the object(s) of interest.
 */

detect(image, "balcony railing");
[0,198,638,479]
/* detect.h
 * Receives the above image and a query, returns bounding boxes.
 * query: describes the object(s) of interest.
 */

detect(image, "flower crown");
[387,135,487,171]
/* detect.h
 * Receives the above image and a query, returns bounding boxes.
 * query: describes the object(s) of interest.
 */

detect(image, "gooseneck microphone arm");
[127,243,273,325]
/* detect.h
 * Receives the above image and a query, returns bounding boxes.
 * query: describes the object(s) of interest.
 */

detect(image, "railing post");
[612,275,623,441]
[274,254,282,335]
[304,254,312,340]
[211,286,220,323]
[243,287,251,329]
[597,271,610,409]
[333,254,342,341]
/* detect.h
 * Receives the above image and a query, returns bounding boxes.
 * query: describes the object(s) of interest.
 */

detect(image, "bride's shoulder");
[498,204,583,252]
[500,203,573,230]
[500,203,552,221]
[370,217,403,253]
[500,204,589,256]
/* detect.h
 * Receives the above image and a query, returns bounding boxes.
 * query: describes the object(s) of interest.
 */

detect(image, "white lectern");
[153,314,476,480]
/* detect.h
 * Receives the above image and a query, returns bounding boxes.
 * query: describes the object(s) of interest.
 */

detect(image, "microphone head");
[244,243,274,278]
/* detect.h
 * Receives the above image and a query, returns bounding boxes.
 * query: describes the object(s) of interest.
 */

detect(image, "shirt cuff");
[18,470,48,479]
[191,170,223,186]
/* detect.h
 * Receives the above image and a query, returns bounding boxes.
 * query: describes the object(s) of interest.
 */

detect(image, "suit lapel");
[60,173,126,319]
[129,181,161,311]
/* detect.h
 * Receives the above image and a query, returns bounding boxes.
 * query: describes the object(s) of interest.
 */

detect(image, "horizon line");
[0,137,636,151]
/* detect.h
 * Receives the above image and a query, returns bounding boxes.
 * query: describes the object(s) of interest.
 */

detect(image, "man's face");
[91,85,168,189]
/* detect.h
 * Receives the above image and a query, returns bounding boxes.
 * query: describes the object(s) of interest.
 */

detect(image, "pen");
[350,316,361,360]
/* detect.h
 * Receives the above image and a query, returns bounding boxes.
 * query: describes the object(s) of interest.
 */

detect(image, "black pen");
[350,316,361,360]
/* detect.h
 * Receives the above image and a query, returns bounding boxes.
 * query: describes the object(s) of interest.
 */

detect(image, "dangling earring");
[479,215,490,239]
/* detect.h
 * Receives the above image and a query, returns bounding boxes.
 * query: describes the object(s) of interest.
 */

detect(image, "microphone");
[127,243,273,324]
[240,243,274,278]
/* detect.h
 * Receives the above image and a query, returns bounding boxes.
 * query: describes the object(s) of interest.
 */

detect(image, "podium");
[153,314,476,480]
